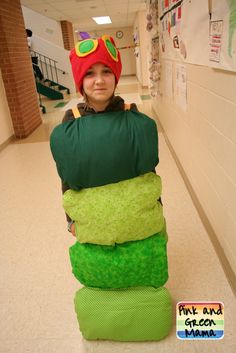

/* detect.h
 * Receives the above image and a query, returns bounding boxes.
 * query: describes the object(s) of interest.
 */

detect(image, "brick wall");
[60,21,75,50]
[0,0,42,138]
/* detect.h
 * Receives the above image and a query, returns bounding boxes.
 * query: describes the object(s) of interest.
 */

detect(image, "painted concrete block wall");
[152,61,236,274]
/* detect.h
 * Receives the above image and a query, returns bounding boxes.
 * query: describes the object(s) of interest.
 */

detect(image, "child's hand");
[70,222,76,237]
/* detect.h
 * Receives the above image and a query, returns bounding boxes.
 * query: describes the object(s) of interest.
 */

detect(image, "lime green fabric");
[69,224,168,288]
[74,286,172,341]
[63,172,164,245]
[50,110,158,190]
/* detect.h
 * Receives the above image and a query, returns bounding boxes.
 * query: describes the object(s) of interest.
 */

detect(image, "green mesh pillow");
[69,224,168,289]
[74,286,172,341]
[63,172,164,245]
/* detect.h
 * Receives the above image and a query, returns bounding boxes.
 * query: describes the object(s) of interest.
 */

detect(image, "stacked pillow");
[50,110,172,341]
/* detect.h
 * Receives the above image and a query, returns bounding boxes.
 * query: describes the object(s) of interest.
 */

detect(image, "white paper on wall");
[158,0,209,66]
[209,20,223,63]
[175,63,187,112]
[210,0,236,71]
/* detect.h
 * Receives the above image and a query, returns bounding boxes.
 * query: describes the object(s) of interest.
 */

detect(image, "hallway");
[0,76,235,353]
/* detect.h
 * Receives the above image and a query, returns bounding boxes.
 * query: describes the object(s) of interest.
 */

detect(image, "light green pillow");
[63,172,164,245]
[74,286,172,341]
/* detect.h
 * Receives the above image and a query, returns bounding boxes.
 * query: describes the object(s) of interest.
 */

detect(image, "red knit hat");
[70,35,122,94]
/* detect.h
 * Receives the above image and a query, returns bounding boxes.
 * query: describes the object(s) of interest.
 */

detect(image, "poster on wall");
[209,0,236,71]
[158,0,209,66]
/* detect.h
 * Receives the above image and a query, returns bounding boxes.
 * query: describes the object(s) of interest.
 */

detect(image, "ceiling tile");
[21,0,147,29]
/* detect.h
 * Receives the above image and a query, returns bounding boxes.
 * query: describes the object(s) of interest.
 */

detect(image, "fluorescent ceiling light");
[92,16,112,24]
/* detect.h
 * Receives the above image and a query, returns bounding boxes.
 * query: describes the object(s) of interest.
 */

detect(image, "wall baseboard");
[153,109,236,298]
[0,135,15,153]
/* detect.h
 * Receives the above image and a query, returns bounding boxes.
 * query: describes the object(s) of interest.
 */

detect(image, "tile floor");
[0,76,235,353]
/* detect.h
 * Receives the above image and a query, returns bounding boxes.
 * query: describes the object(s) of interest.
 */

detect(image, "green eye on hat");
[102,35,119,62]
[75,39,98,57]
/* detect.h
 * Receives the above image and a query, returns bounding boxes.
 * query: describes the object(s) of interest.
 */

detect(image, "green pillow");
[63,172,164,245]
[74,286,172,341]
[50,110,159,190]
[69,224,168,289]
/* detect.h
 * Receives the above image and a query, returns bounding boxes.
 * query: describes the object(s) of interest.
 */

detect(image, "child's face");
[82,63,116,110]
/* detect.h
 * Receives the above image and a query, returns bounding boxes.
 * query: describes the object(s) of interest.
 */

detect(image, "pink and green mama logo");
[176,302,224,340]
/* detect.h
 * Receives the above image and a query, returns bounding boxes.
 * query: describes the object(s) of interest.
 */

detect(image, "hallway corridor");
[0,76,235,353]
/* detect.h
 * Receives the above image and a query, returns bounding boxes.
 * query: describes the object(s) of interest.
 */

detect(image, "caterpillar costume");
[50,35,172,341]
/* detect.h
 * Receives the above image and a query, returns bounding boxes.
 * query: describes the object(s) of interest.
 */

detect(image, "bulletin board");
[158,0,236,72]
[158,0,209,66]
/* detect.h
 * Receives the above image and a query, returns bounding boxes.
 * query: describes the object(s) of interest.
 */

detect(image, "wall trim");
[0,135,15,153]
[153,109,236,298]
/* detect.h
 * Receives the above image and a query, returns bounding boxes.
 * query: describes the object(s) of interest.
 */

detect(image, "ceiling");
[21,0,147,31]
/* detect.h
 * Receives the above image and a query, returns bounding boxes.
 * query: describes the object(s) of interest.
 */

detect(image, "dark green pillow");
[50,110,158,190]
[69,224,168,289]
